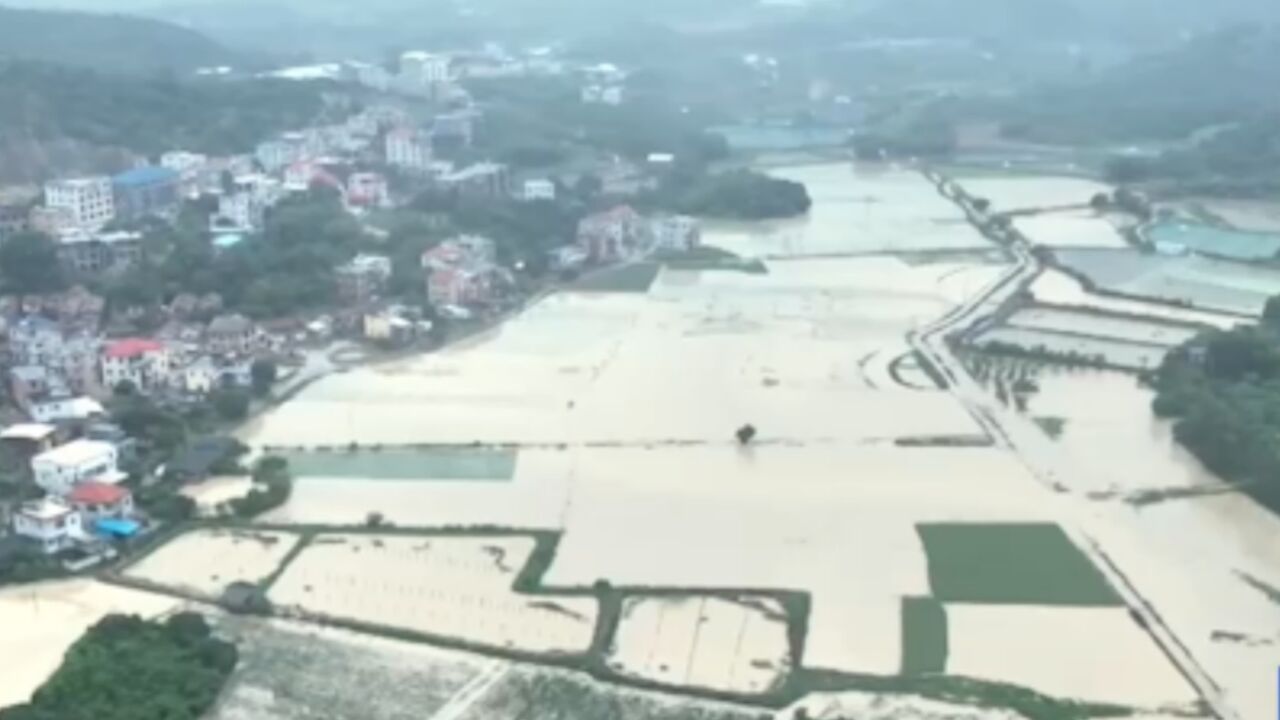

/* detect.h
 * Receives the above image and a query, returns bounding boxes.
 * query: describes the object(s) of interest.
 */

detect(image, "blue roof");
[113,166,180,187]
[95,518,141,538]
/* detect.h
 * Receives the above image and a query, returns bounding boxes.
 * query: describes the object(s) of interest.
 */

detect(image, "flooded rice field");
[699,164,991,258]
[1029,268,1243,329]
[1053,247,1280,315]
[1148,220,1280,261]
[950,174,1112,212]
[226,165,1280,714]
[1012,210,1130,249]
[1188,198,1280,233]
[973,305,1202,370]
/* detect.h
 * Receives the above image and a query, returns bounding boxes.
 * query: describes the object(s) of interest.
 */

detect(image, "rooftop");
[0,423,57,442]
[33,439,115,467]
[113,166,180,187]
[68,481,130,506]
[104,338,165,359]
[19,497,73,521]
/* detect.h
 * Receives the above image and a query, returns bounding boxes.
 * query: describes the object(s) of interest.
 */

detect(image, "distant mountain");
[1002,25,1280,144]
[0,4,241,75]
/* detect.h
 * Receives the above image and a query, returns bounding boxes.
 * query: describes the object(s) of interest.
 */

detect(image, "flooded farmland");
[226,165,1280,716]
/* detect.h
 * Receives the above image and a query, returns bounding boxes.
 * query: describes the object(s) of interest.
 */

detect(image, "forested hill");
[0,5,240,75]
[1001,26,1280,145]
[0,62,328,182]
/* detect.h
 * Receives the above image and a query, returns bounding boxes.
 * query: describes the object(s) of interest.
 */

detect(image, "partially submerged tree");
[736,424,757,445]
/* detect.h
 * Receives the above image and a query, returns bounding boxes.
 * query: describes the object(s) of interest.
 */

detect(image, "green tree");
[250,359,277,397]
[211,387,250,421]
[0,231,64,296]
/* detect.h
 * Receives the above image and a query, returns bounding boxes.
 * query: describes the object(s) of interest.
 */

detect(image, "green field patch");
[570,262,661,292]
[917,523,1120,606]
[279,447,517,481]
[654,247,768,275]
[900,596,948,675]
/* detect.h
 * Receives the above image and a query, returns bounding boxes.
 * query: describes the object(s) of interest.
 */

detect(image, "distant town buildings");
[422,236,505,307]
[346,173,390,208]
[205,313,256,356]
[440,163,509,198]
[56,230,142,276]
[44,177,115,231]
[386,129,434,174]
[336,254,393,303]
[650,215,701,252]
[101,338,172,392]
[112,166,181,221]
[521,179,556,202]
[577,205,648,262]
[401,51,453,85]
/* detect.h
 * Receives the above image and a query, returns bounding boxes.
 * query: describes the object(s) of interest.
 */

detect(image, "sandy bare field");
[0,580,181,708]
[946,604,1196,709]
[269,535,597,655]
[607,596,790,694]
[126,529,301,598]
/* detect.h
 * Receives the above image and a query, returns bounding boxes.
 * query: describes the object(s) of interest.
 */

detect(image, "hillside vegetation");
[0,62,328,182]
[0,5,240,75]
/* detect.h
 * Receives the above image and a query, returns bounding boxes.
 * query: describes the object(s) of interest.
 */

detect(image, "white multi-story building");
[401,51,452,85]
[31,439,121,495]
[522,179,556,201]
[255,137,305,173]
[12,497,83,554]
[44,177,115,231]
[385,129,433,173]
[650,215,701,251]
[101,338,172,392]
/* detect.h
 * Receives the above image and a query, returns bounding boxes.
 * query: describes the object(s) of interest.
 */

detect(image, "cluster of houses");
[571,205,702,266]
[3,424,139,558]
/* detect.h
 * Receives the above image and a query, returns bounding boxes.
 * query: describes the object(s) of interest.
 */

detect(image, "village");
[0,46,704,574]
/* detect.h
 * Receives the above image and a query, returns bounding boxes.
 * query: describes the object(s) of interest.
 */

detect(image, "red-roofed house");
[67,481,134,521]
[421,235,504,307]
[577,205,648,262]
[101,338,172,392]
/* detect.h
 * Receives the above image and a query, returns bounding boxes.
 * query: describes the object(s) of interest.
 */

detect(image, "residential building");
[256,138,305,173]
[12,497,83,554]
[31,439,121,495]
[347,173,390,208]
[28,206,77,236]
[401,51,452,85]
[577,205,649,262]
[101,338,172,392]
[9,366,53,412]
[432,111,475,149]
[112,166,181,221]
[522,179,556,202]
[336,254,393,303]
[67,482,134,522]
[363,312,414,343]
[581,85,624,105]
[28,396,105,425]
[56,231,142,276]
[206,313,255,355]
[386,129,433,173]
[7,318,101,396]
[421,236,503,307]
[181,356,250,395]
[214,175,282,232]
[440,163,509,198]
[0,423,58,453]
[44,177,115,231]
[650,215,701,251]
